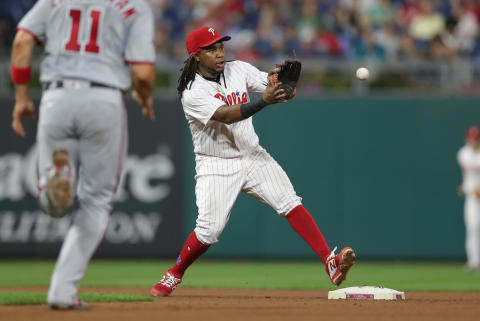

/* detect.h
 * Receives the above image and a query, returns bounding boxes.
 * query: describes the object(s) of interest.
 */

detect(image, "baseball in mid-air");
[356,67,369,80]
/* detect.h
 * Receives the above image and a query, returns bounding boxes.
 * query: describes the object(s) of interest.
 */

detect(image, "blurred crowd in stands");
[1,0,480,62]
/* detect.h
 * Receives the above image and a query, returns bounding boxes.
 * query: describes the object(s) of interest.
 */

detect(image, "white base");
[328,286,405,300]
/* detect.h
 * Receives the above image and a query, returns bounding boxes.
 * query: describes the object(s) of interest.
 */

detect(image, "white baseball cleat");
[46,149,72,217]
[326,246,356,286]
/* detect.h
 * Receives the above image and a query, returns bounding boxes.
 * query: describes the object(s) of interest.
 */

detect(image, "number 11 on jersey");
[65,8,102,54]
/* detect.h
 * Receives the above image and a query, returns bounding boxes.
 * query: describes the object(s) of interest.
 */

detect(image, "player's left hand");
[288,88,296,100]
[132,90,155,120]
[475,187,480,198]
[269,59,301,100]
[12,97,35,137]
[267,67,279,88]
[263,82,288,104]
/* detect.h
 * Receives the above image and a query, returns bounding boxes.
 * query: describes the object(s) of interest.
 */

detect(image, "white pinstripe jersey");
[182,60,268,160]
[458,145,480,196]
[17,0,155,90]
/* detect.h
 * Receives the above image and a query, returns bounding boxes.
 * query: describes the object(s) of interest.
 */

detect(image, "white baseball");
[356,67,369,80]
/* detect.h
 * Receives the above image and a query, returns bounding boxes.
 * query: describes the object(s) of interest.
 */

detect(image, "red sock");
[169,231,210,278]
[287,205,331,263]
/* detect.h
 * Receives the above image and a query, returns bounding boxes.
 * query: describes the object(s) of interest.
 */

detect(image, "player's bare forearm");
[132,64,154,97]
[131,64,155,120]
[211,104,244,124]
[212,83,287,124]
[14,84,30,101]
[11,30,36,137]
[12,30,35,68]
[12,31,35,100]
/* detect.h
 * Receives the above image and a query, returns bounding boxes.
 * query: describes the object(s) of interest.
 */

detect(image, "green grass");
[0,291,153,306]
[0,260,479,293]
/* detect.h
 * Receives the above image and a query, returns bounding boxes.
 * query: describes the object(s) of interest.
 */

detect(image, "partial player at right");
[458,126,480,271]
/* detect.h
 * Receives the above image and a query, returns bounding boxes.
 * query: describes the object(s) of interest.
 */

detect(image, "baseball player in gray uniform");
[151,26,356,297]
[11,0,155,309]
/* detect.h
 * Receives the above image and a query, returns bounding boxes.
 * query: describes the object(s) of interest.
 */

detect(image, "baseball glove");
[268,59,302,98]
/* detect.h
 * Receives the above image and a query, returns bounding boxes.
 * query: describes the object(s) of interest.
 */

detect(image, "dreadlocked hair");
[177,56,198,98]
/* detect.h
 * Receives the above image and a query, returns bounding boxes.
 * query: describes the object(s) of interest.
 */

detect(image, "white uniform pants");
[465,196,480,269]
[194,149,302,245]
[36,87,127,305]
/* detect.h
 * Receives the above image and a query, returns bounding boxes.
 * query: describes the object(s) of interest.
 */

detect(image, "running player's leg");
[36,92,78,218]
[242,150,330,262]
[48,90,126,306]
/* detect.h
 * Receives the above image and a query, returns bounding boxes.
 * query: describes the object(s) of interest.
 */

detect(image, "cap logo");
[208,27,215,36]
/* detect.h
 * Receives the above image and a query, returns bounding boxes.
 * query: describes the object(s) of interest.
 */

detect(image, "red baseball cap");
[186,26,231,56]
[466,125,480,140]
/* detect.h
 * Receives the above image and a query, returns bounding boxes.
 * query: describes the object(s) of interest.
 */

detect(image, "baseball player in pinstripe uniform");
[458,126,480,271]
[11,0,155,309]
[151,26,356,297]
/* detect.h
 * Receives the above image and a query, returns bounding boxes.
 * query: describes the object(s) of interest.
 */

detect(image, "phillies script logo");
[214,91,248,106]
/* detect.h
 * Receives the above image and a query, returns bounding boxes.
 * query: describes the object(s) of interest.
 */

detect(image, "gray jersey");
[18,0,155,90]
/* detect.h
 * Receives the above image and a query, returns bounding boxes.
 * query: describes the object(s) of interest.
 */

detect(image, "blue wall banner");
[0,97,185,258]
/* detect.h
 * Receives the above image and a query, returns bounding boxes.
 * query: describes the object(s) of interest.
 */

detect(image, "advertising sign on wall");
[0,97,185,258]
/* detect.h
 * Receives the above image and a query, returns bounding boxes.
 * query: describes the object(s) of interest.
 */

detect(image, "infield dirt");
[1,288,479,321]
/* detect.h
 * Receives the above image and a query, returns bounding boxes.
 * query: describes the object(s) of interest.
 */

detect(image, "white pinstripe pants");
[194,149,302,245]
[465,196,480,268]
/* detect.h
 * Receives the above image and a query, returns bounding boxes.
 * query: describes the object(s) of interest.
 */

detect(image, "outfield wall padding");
[183,97,478,260]
[0,96,476,259]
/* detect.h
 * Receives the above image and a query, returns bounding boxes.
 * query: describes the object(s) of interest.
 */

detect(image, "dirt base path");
[1,288,479,321]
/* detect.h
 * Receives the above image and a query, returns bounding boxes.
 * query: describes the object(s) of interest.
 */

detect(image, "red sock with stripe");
[286,205,331,263]
[169,231,210,278]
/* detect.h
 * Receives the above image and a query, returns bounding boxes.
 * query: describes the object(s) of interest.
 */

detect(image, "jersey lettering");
[123,7,136,19]
[241,92,248,103]
[65,8,103,54]
[116,0,130,10]
[214,93,227,104]
[213,92,247,106]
